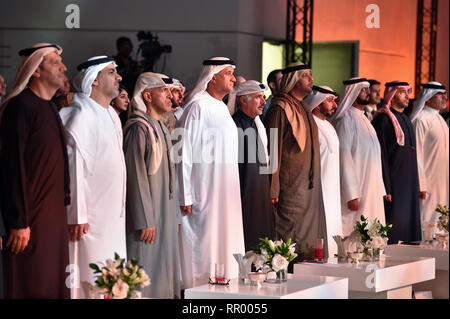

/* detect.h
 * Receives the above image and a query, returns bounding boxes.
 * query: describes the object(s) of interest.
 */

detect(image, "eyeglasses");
[361,87,370,92]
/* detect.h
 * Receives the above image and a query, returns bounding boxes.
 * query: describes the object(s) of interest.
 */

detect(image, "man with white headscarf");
[176,57,245,288]
[410,82,449,235]
[330,78,386,236]
[264,62,327,262]
[230,80,275,251]
[0,43,70,298]
[59,56,126,298]
[161,78,184,132]
[303,85,342,257]
[123,72,181,298]
[372,81,421,243]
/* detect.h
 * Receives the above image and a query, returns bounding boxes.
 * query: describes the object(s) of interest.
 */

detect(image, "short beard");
[356,96,370,105]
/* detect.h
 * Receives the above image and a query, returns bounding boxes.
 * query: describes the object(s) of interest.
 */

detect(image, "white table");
[384,241,448,299]
[185,274,349,299]
[293,255,435,299]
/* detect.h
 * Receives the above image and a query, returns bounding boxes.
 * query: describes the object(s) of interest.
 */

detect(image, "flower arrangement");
[89,253,150,299]
[435,205,449,233]
[355,215,392,249]
[252,237,297,280]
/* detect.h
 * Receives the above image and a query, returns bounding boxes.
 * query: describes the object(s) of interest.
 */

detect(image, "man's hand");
[140,227,156,244]
[347,199,359,211]
[7,227,31,254]
[0,237,3,250]
[68,224,88,242]
[384,194,392,202]
[180,205,192,215]
[419,191,427,200]
[271,198,279,205]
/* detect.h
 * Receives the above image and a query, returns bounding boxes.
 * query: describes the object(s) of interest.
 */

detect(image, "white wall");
[0,0,286,91]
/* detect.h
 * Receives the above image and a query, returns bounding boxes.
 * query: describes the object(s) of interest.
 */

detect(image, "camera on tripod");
[136,31,172,72]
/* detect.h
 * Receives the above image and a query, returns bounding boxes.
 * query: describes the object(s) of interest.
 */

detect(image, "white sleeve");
[176,103,202,206]
[413,119,428,192]
[66,134,89,225]
[335,118,361,203]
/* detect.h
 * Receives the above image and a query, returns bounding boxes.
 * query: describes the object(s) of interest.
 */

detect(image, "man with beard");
[162,78,184,132]
[330,78,386,236]
[124,73,181,298]
[60,56,127,298]
[262,69,282,118]
[410,82,448,236]
[372,81,421,243]
[303,85,343,257]
[264,63,327,262]
[0,43,70,298]
[365,79,381,122]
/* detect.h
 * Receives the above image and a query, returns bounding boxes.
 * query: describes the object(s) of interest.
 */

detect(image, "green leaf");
[89,263,100,272]
[114,252,120,260]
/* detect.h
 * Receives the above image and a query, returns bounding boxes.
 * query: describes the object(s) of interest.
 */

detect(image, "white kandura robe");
[60,95,127,299]
[313,115,343,256]
[334,107,386,235]
[177,92,245,289]
[412,106,449,230]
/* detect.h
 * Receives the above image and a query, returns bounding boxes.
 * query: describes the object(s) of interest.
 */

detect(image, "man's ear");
[31,67,41,79]
[142,90,152,103]
[268,82,276,90]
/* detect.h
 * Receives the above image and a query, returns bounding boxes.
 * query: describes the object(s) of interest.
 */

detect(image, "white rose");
[365,240,373,248]
[112,280,129,299]
[271,254,289,272]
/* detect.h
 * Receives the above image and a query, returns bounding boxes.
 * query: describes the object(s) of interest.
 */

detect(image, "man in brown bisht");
[264,62,327,263]
[0,43,71,298]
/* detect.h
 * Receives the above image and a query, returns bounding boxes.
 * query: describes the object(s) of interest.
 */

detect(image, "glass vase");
[276,269,287,282]
[363,247,381,261]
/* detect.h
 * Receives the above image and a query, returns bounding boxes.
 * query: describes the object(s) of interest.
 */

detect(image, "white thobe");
[313,115,343,256]
[412,106,449,230]
[177,92,245,289]
[60,95,127,299]
[334,107,386,235]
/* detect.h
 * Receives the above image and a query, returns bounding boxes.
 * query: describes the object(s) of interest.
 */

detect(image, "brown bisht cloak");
[264,93,328,262]
[0,88,70,298]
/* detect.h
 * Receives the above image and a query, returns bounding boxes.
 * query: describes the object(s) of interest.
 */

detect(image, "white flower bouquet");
[355,216,392,261]
[435,205,449,233]
[252,237,297,281]
[89,253,150,299]
[355,215,392,248]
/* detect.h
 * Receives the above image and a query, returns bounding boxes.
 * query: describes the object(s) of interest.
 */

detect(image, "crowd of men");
[0,42,448,299]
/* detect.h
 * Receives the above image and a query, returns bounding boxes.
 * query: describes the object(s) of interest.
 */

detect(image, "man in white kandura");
[330,78,386,236]
[410,81,449,236]
[304,85,343,257]
[176,57,245,288]
[60,56,127,298]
